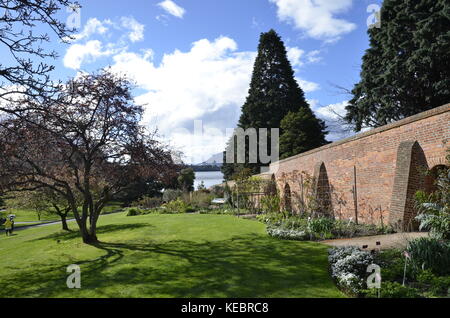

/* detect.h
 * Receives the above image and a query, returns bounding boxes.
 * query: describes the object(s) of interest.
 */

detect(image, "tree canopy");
[0,70,179,243]
[345,0,450,131]
[223,29,327,179]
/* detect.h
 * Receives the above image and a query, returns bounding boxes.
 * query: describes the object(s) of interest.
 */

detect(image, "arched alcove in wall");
[283,183,292,213]
[313,162,333,217]
[389,141,428,231]
[265,174,277,196]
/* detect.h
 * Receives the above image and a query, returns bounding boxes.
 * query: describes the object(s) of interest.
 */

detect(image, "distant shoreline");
[188,165,222,172]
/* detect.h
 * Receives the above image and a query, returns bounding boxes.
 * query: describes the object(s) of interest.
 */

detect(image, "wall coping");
[272,103,450,167]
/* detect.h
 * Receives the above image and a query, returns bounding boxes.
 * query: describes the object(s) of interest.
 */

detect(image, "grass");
[1,201,123,222]
[0,213,345,298]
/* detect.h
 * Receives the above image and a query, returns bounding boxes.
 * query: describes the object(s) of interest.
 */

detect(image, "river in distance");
[194,171,224,190]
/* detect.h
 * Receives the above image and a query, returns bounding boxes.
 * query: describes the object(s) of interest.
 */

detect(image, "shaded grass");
[0,213,344,298]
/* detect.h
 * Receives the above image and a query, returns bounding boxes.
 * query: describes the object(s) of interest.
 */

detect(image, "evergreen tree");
[178,168,196,192]
[346,0,450,131]
[280,108,328,159]
[222,29,327,179]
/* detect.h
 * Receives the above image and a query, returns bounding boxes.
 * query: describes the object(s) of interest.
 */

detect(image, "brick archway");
[389,141,428,231]
[283,183,292,212]
[313,162,333,217]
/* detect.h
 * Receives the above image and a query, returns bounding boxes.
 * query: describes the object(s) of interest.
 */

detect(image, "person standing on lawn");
[4,218,12,236]
[9,216,15,234]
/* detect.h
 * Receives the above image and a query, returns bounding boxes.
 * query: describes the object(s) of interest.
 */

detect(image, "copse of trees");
[345,0,450,130]
[0,70,180,244]
[222,29,328,179]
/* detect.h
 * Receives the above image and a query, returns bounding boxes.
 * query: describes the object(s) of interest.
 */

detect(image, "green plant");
[125,207,144,216]
[406,237,450,276]
[416,269,436,284]
[414,161,450,240]
[163,189,183,203]
[266,227,308,241]
[161,199,190,214]
[428,275,450,296]
[374,249,414,282]
[189,191,214,209]
[363,282,420,298]
[328,246,374,296]
[132,196,162,209]
[308,217,334,239]
[261,195,281,214]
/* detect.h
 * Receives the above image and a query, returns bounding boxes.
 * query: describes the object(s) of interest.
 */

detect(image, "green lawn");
[1,202,123,222]
[0,213,345,298]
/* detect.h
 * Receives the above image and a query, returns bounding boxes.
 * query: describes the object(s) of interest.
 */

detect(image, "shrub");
[374,249,414,282]
[415,211,450,240]
[261,195,280,214]
[266,227,308,241]
[189,191,214,209]
[406,238,450,276]
[132,196,162,209]
[363,282,420,298]
[211,185,225,197]
[256,212,286,226]
[328,246,375,295]
[414,160,450,240]
[308,217,334,238]
[125,207,144,216]
[429,275,450,296]
[161,199,190,214]
[162,189,183,203]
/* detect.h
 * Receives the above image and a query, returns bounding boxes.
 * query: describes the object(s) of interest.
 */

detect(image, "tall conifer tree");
[222,30,328,179]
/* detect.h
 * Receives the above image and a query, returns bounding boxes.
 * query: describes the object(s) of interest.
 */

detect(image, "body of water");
[194,171,224,190]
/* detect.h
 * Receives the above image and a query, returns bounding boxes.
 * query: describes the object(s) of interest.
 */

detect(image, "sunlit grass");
[0,213,344,298]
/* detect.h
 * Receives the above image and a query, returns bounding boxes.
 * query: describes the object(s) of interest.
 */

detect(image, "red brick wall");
[263,104,450,230]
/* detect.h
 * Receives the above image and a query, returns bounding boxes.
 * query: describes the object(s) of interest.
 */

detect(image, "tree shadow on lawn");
[31,223,153,242]
[1,234,343,298]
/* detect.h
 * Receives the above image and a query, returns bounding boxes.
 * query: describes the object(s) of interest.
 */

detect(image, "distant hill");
[190,153,223,171]
[203,152,223,165]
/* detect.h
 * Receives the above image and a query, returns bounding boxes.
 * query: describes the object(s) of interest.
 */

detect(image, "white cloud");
[297,78,319,92]
[157,0,186,19]
[270,0,356,41]
[109,37,320,162]
[312,100,356,141]
[306,50,322,63]
[121,17,145,43]
[110,37,254,162]
[63,16,146,69]
[69,18,111,42]
[63,40,115,69]
[287,47,305,67]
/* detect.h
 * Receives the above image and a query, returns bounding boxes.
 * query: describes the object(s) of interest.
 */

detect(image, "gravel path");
[321,232,429,250]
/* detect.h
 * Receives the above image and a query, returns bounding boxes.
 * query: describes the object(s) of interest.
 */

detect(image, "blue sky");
[26,0,383,163]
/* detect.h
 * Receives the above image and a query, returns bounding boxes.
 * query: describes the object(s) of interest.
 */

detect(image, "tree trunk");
[60,214,69,231]
[79,219,98,244]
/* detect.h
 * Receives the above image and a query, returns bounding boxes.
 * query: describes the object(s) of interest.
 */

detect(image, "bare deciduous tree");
[0,70,180,244]
[0,0,78,103]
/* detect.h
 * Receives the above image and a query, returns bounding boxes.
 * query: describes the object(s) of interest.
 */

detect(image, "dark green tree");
[280,108,328,159]
[345,0,450,131]
[178,168,196,192]
[222,29,327,179]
